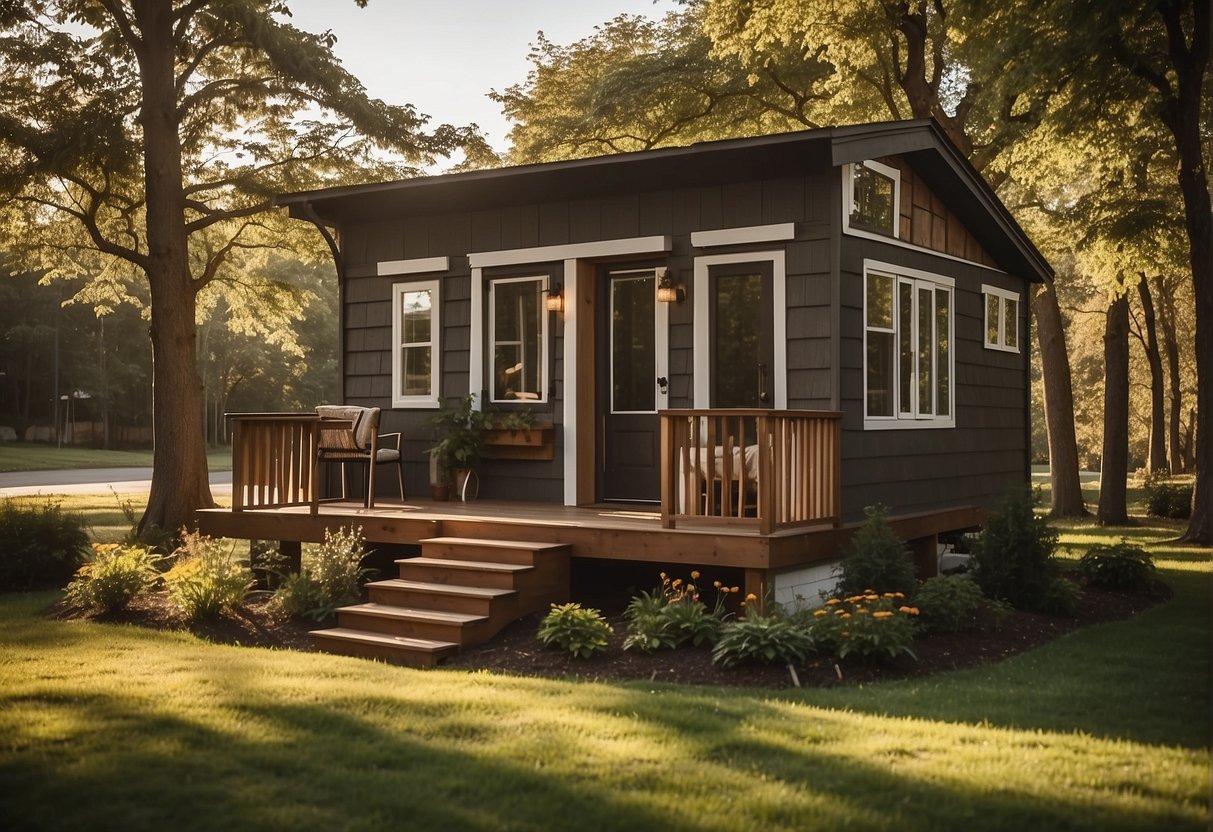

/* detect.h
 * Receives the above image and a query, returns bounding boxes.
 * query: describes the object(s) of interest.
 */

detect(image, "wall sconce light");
[655,267,684,303]
[545,283,564,313]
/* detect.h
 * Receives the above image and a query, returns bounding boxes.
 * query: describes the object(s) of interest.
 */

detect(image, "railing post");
[757,411,773,536]
[659,413,675,528]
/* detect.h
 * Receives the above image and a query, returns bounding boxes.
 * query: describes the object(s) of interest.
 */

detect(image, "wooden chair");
[315,405,405,507]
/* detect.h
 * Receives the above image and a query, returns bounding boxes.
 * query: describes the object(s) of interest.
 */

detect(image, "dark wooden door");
[600,269,660,502]
[710,262,775,408]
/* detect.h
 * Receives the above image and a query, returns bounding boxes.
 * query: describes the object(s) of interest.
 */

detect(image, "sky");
[287,0,677,156]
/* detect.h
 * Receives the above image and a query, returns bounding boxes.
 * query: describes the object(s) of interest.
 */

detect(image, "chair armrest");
[378,432,402,451]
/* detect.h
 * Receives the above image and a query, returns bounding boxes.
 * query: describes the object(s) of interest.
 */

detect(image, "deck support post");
[744,568,768,614]
[909,534,939,580]
[279,540,302,575]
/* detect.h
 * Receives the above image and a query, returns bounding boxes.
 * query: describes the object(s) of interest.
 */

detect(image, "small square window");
[845,160,900,237]
[982,285,1021,352]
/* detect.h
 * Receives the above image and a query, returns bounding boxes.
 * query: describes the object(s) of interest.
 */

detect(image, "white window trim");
[378,256,449,277]
[691,223,795,248]
[982,283,1021,353]
[391,279,441,409]
[843,159,901,239]
[487,274,550,405]
[863,259,955,431]
[692,250,787,409]
[607,268,670,416]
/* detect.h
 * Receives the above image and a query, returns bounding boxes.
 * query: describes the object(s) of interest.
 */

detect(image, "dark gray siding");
[837,239,1031,521]
[338,172,835,500]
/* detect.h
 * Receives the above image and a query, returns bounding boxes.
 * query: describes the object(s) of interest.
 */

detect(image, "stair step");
[366,578,516,616]
[310,627,459,667]
[396,557,534,574]
[419,537,571,565]
[396,556,533,588]
[340,603,486,626]
[337,603,489,642]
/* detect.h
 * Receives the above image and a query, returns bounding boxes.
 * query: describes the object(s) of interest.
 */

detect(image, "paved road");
[0,467,233,497]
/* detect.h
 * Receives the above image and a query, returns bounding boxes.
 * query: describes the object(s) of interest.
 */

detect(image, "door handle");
[757,363,770,404]
[657,376,668,395]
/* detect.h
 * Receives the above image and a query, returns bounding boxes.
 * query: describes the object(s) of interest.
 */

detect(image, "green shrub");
[64,543,161,613]
[1041,576,1082,617]
[0,498,90,592]
[1077,542,1156,591]
[271,527,372,620]
[622,609,680,653]
[834,505,917,598]
[1143,476,1192,519]
[915,575,985,633]
[163,532,254,620]
[270,571,333,621]
[622,572,734,652]
[973,489,1060,611]
[808,593,918,661]
[712,611,813,668]
[538,603,613,659]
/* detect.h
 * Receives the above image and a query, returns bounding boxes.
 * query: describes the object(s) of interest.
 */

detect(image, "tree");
[1098,286,1130,525]
[0,1,490,533]
[1134,273,1169,473]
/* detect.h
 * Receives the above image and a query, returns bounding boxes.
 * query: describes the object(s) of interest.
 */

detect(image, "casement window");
[489,274,548,403]
[844,160,900,238]
[391,280,440,408]
[864,262,954,429]
[982,284,1020,352]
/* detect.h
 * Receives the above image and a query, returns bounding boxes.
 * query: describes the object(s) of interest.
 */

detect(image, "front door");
[710,262,775,408]
[600,268,664,502]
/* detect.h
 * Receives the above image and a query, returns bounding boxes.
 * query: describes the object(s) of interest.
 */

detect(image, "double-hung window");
[391,280,440,408]
[489,274,548,403]
[982,284,1020,352]
[864,262,954,428]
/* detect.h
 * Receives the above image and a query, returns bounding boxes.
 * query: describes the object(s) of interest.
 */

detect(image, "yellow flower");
[814,609,827,617]
[825,598,841,606]
[730,586,740,594]
[745,593,758,602]
[873,611,894,619]
[863,594,879,601]
[713,580,722,589]
[841,631,850,638]
[898,606,920,616]
[660,572,667,581]
[834,608,846,615]
[840,613,851,619]
[672,578,682,588]
[882,592,896,599]
[863,588,875,594]
[690,570,700,580]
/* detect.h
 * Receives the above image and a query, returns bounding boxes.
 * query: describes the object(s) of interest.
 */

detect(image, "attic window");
[982,284,1020,352]
[845,160,900,238]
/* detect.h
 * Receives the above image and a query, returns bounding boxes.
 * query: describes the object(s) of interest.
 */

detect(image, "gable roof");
[279,119,1052,283]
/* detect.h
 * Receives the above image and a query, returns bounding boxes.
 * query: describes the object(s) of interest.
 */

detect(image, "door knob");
[757,363,770,404]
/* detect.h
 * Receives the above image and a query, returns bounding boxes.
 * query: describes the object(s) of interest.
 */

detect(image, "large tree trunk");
[132,1,215,534]
[1033,283,1088,516]
[1098,290,1130,525]
[1154,274,1186,473]
[1135,274,1168,474]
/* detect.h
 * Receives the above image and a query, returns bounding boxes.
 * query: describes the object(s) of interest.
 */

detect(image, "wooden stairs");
[310,536,571,666]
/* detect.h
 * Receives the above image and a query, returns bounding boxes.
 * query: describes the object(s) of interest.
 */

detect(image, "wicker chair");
[315,405,404,507]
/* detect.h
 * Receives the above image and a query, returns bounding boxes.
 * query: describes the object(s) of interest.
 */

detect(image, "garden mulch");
[46,578,1170,690]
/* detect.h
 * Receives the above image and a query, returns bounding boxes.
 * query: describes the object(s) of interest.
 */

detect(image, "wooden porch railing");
[228,413,328,513]
[659,409,842,534]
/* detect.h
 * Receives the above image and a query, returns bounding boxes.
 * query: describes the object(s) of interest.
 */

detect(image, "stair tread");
[420,536,571,552]
[339,603,486,626]
[396,557,533,573]
[311,627,458,652]
[367,578,516,599]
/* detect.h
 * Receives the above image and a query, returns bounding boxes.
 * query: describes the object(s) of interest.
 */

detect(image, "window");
[864,262,954,428]
[844,160,900,237]
[983,285,1020,352]
[391,280,440,408]
[489,275,548,403]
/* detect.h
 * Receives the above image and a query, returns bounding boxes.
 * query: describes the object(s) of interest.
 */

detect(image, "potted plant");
[426,394,488,500]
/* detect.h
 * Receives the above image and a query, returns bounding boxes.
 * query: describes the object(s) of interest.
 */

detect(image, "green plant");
[1076,541,1157,591]
[1041,576,1082,617]
[623,572,734,652]
[808,593,919,661]
[488,410,537,433]
[914,575,986,633]
[973,488,1061,610]
[426,393,489,478]
[1143,475,1192,519]
[163,531,254,620]
[64,543,162,613]
[712,610,813,668]
[0,497,91,592]
[834,504,917,598]
[272,526,373,620]
[537,602,613,658]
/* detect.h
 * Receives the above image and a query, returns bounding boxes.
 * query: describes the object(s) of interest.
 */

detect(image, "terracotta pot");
[430,482,450,502]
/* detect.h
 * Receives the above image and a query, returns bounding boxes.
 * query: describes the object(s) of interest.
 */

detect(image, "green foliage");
[623,572,734,652]
[1041,576,1082,617]
[271,526,372,621]
[834,504,917,598]
[914,575,986,634]
[1077,542,1157,591]
[1143,476,1193,519]
[426,394,489,475]
[712,611,813,668]
[0,498,90,592]
[64,543,161,613]
[163,532,253,621]
[537,603,613,659]
[808,593,918,662]
[973,489,1062,610]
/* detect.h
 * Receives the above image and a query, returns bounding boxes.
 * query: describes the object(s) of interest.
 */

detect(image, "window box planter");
[481,423,555,461]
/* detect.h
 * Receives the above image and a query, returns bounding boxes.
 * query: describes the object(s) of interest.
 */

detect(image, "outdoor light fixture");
[545,283,564,313]
[655,267,684,303]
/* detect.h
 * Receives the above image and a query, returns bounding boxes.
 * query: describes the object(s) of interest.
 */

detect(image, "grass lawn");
[0,442,231,472]
[0,511,1207,831]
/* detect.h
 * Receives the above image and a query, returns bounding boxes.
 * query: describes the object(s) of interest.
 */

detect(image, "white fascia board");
[377,256,449,276]
[468,236,671,269]
[690,223,795,248]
